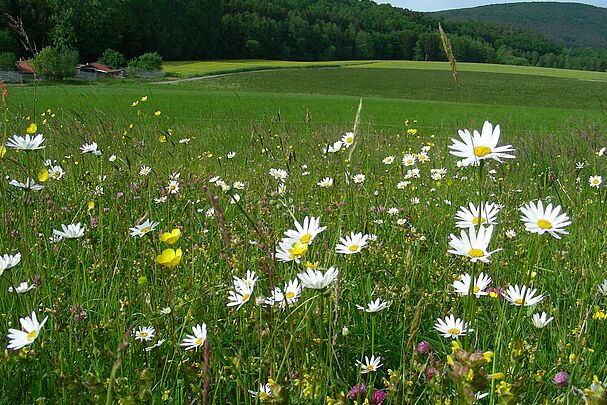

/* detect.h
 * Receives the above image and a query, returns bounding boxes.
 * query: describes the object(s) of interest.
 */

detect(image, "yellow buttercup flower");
[154,111,161,116]
[159,135,166,143]
[156,248,182,268]
[26,123,37,134]
[160,229,181,245]
[87,201,95,211]
[131,100,139,107]
[38,168,49,182]
[140,96,148,102]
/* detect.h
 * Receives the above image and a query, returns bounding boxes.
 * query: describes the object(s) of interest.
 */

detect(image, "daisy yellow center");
[448,328,461,335]
[467,248,484,258]
[593,180,599,184]
[140,332,148,337]
[472,216,486,225]
[169,185,176,190]
[242,293,250,301]
[259,393,270,400]
[515,299,526,305]
[289,243,308,258]
[141,227,151,233]
[300,234,312,244]
[285,291,295,299]
[537,219,552,229]
[473,286,480,293]
[349,244,359,252]
[27,331,37,341]
[196,337,203,345]
[346,137,353,143]
[366,365,375,371]
[474,146,492,157]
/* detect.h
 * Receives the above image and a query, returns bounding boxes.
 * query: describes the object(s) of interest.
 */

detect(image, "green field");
[2,62,607,403]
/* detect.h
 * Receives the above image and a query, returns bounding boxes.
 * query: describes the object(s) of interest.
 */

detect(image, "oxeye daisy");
[0,253,21,276]
[5,133,46,150]
[48,165,65,180]
[317,177,333,188]
[284,216,326,245]
[9,178,44,191]
[269,168,288,181]
[275,238,308,263]
[402,153,417,166]
[7,311,48,350]
[129,219,159,237]
[531,312,554,328]
[434,314,473,339]
[356,298,388,313]
[447,225,501,263]
[53,223,86,239]
[134,326,156,342]
[356,355,382,374]
[180,323,207,351]
[352,173,366,184]
[504,284,544,306]
[227,286,253,310]
[589,175,602,188]
[297,266,338,289]
[452,272,492,297]
[519,200,571,239]
[8,281,35,294]
[455,202,500,229]
[80,142,99,154]
[167,180,180,194]
[448,121,515,166]
[341,131,355,148]
[139,165,152,176]
[599,279,607,296]
[335,232,369,255]
[248,383,273,400]
[382,155,395,165]
[324,140,342,153]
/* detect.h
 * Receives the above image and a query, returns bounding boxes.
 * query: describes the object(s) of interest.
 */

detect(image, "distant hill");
[430,2,607,48]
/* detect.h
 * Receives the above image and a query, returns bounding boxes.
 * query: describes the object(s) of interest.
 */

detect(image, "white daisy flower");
[335,232,369,255]
[448,121,515,167]
[129,219,159,237]
[504,284,544,306]
[402,153,417,166]
[352,173,366,184]
[0,253,21,276]
[505,229,517,239]
[275,238,308,263]
[7,311,48,350]
[8,281,35,294]
[80,142,99,154]
[9,178,44,191]
[356,355,383,374]
[599,279,607,296]
[297,266,338,289]
[180,323,207,351]
[48,165,65,180]
[53,223,86,239]
[318,177,334,188]
[434,314,473,339]
[139,166,152,176]
[531,312,554,328]
[269,168,288,181]
[284,216,326,245]
[248,383,273,400]
[448,225,501,263]
[452,272,492,297]
[519,200,571,239]
[341,131,355,148]
[356,298,388,313]
[167,180,180,194]
[324,140,343,153]
[134,326,156,342]
[6,134,45,150]
[455,202,500,229]
[589,175,602,188]
[382,156,395,165]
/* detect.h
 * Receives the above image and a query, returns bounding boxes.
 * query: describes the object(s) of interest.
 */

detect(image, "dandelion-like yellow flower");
[140,96,148,102]
[87,201,94,211]
[154,111,161,116]
[156,248,182,268]
[158,135,166,143]
[38,168,49,182]
[26,123,37,134]
[160,229,181,245]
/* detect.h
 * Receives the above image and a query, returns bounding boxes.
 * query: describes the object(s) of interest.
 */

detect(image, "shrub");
[98,49,126,69]
[128,52,163,71]
[31,47,78,79]
[0,52,17,71]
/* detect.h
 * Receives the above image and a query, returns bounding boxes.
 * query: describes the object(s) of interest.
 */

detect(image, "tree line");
[1,0,606,72]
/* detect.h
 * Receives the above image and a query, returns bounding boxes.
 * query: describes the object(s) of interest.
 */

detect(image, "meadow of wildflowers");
[1,67,607,404]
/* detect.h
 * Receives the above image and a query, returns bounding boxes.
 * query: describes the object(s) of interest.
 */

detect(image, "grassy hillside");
[431,2,607,48]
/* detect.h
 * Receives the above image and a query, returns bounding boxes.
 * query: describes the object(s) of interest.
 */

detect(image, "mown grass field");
[2,61,607,404]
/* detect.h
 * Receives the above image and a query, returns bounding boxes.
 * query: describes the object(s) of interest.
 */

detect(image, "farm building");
[76,62,124,79]
[0,59,36,83]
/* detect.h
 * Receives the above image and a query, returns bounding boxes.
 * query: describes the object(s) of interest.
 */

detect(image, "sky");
[376,0,607,12]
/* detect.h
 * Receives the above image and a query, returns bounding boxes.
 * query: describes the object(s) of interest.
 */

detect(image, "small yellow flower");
[131,100,139,107]
[160,229,181,245]
[38,168,49,182]
[140,96,148,102]
[159,135,166,143]
[156,248,182,268]
[154,111,161,116]
[87,201,95,211]
[0,145,6,158]
[26,123,37,134]
[483,351,494,363]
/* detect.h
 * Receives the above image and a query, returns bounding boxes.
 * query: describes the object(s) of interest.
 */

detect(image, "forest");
[1,0,606,71]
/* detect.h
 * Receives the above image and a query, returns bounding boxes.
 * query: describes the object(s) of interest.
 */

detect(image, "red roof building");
[16,60,35,74]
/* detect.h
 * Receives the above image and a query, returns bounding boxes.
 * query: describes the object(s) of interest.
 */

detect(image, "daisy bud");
[553,371,569,388]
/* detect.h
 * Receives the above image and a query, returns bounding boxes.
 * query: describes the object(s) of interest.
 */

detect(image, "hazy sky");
[376,0,607,12]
